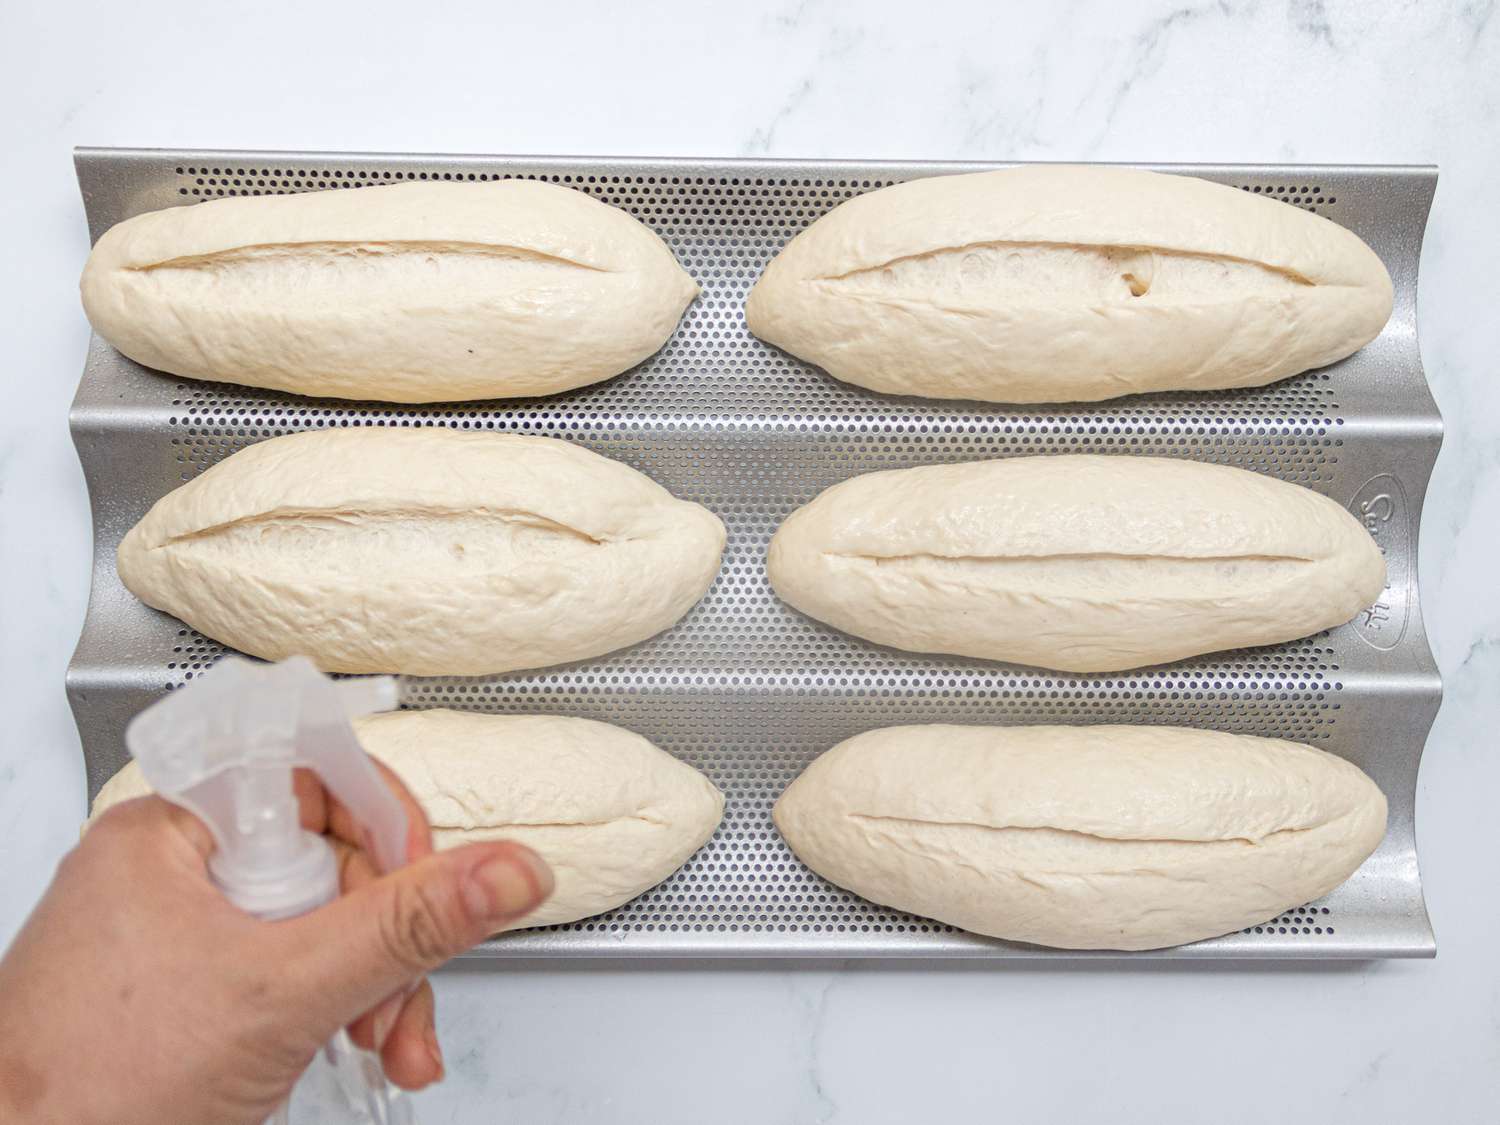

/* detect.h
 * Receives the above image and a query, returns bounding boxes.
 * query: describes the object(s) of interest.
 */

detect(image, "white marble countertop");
[3,1,1497,1120]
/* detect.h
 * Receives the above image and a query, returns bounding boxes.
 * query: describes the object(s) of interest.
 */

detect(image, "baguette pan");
[774,724,1387,950]
[81,181,698,402]
[745,166,1393,402]
[92,710,725,930]
[767,454,1385,672]
[117,427,725,674]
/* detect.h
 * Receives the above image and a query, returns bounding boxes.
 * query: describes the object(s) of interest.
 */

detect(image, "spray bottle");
[125,655,417,1125]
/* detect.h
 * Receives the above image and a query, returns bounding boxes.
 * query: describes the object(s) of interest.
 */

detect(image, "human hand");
[0,764,553,1124]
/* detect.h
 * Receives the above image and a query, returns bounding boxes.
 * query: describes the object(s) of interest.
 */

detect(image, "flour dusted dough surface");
[81,180,699,402]
[767,453,1385,672]
[746,165,1392,402]
[117,427,725,675]
[92,710,725,930]
[774,724,1387,950]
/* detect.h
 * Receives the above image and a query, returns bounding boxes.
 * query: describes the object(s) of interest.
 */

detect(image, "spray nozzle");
[125,655,407,919]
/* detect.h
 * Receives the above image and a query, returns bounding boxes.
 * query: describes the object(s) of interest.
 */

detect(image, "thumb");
[280,840,552,1027]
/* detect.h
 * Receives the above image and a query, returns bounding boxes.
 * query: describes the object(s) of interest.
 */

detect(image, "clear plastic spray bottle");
[125,655,417,1125]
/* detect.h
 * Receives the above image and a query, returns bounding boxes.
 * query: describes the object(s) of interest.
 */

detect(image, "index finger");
[323,757,435,868]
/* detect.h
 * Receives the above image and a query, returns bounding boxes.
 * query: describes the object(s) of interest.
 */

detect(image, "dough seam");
[151,507,622,549]
[131,239,612,274]
[813,238,1317,288]
[848,812,1317,848]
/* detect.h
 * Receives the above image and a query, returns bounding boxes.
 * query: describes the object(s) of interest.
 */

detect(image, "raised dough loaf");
[81,180,698,402]
[767,454,1385,672]
[92,710,725,930]
[774,724,1387,950]
[117,427,725,674]
[745,166,1392,402]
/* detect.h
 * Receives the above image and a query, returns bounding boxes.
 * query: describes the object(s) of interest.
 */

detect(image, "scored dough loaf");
[81,180,699,402]
[745,165,1393,402]
[116,427,725,675]
[767,453,1385,673]
[91,710,725,930]
[774,724,1387,951]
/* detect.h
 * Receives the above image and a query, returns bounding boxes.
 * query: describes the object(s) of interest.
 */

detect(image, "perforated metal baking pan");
[68,149,1441,959]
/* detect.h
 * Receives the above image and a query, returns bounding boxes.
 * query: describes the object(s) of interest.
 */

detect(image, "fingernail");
[425,1025,444,1078]
[463,847,553,922]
